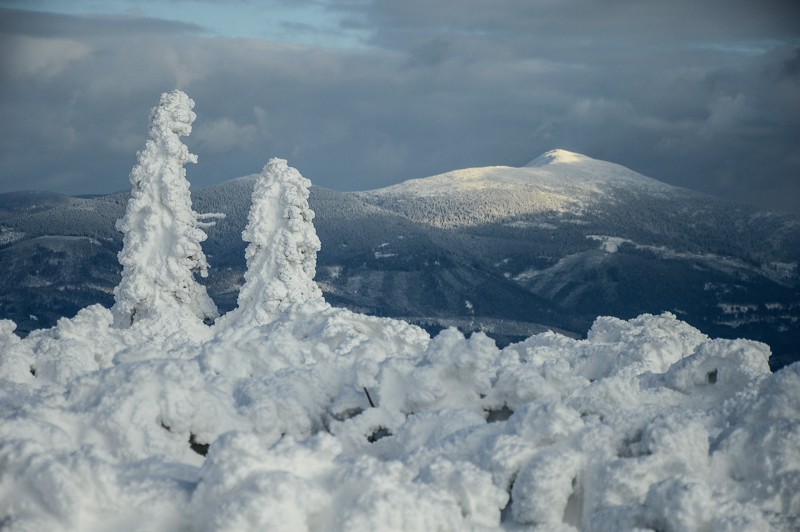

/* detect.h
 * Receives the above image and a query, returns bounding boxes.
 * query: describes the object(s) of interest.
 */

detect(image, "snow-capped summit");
[524,148,591,167]
[367,149,672,198]
[358,149,677,227]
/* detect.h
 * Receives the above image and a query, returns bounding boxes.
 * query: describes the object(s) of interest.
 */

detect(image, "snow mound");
[1,92,798,531]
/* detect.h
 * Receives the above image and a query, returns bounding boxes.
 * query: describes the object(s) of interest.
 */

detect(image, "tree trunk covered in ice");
[112,90,218,327]
[219,158,322,327]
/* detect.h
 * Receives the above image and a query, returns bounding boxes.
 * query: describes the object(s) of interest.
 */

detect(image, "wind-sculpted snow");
[217,158,322,327]
[1,307,798,530]
[113,90,218,327]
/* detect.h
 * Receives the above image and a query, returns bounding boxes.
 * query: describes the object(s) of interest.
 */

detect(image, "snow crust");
[1,95,798,531]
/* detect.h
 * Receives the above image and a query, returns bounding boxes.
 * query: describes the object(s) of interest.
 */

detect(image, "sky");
[0,0,799,214]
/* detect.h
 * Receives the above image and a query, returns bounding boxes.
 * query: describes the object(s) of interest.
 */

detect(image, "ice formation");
[113,89,218,328]
[0,92,798,531]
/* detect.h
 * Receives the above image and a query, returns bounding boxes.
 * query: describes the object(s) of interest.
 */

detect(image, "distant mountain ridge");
[357,149,688,227]
[1,150,798,368]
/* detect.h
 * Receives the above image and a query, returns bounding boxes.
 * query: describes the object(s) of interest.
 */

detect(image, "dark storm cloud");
[0,7,207,37]
[341,0,800,46]
[0,2,798,214]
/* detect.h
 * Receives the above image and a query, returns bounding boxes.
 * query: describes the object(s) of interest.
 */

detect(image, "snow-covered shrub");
[217,157,322,327]
[112,90,218,328]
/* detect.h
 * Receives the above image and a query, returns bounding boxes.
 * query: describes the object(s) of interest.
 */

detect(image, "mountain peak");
[525,149,591,167]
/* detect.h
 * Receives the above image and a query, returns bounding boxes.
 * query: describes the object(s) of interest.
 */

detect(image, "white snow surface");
[1,94,798,530]
[3,302,798,530]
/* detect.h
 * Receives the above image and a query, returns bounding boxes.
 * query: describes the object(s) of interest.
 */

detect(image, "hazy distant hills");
[1,149,798,368]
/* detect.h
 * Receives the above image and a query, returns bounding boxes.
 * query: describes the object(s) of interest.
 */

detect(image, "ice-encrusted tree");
[112,90,218,327]
[218,157,323,327]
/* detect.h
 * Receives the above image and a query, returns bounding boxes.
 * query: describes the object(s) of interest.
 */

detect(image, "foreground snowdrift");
[1,308,798,530]
[1,91,798,530]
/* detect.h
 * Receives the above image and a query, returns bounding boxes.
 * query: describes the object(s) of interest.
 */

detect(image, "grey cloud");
[193,116,261,154]
[1,35,90,79]
[0,7,207,37]
[404,38,451,68]
[781,47,800,76]
[343,0,800,46]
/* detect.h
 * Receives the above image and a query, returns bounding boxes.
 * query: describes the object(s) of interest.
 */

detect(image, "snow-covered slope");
[358,149,680,227]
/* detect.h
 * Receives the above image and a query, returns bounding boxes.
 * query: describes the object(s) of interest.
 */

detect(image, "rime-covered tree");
[218,158,323,327]
[112,90,218,327]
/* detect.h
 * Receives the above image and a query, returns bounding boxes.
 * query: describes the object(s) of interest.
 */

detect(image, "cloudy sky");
[1,1,798,213]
